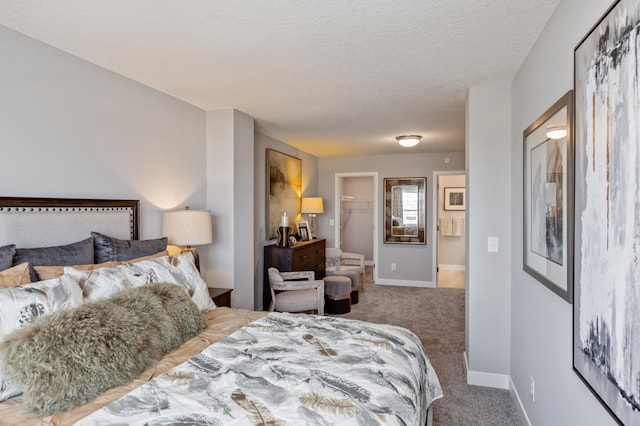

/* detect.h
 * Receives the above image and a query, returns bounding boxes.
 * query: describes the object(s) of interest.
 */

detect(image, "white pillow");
[64,252,215,311]
[0,275,84,401]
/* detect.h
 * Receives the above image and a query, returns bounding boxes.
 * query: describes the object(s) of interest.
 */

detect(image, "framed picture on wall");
[522,90,573,303]
[443,187,465,211]
[266,149,301,239]
[573,1,640,423]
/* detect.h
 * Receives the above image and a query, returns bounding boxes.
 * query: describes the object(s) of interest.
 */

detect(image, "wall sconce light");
[300,197,324,238]
[162,206,213,269]
[546,125,567,139]
[396,135,422,147]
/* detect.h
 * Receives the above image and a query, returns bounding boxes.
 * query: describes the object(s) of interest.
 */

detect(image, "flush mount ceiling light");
[396,135,422,147]
[546,125,567,139]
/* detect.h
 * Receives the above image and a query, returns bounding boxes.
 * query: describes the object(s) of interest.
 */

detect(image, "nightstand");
[208,287,232,308]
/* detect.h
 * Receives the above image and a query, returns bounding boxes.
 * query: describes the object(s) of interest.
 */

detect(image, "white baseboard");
[375,278,436,288]
[439,264,466,271]
[509,376,532,426]
[463,351,510,389]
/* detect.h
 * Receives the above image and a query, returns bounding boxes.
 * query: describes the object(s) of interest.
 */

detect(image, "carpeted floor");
[334,277,522,425]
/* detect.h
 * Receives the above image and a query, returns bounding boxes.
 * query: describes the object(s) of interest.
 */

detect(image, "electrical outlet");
[391,263,397,271]
[530,376,535,402]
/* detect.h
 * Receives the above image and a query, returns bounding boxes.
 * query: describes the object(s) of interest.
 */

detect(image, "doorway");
[434,172,466,288]
[335,173,378,282]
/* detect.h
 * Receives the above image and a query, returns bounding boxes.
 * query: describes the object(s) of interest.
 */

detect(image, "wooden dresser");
[263,238,326,310]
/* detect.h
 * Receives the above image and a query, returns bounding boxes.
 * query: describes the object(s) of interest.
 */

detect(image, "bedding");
[0,284,207,416]
[0,275,84,402]
[0,307,265,426]
[0,244,15,270]
[63,251,215,311]
[0,263,30,288]
[78,312,442,426]
[13,237,94,282]
[91,231,167,263]
[33,250,169,281]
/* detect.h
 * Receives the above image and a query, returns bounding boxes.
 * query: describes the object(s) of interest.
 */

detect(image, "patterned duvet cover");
[77,312,443,425]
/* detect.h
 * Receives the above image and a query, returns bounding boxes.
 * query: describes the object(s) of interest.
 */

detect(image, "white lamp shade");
[162,210,213,246]
[301,197,324,214]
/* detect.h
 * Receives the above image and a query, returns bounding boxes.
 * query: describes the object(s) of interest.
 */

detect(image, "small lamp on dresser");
[301,197,324,238]
[162,206,213,270]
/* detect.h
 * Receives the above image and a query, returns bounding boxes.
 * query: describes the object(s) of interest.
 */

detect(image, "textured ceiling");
[0,0,559,157]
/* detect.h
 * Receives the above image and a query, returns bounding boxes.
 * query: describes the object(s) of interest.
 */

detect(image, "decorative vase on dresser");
[263,238,326,310]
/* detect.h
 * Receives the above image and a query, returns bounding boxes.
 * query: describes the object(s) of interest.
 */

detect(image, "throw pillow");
[13,238,94,282]
[0,244,16,271]
[0,263,31,288]
[34,250,169,281]
[91,231,167,263]
[0,283,207,416]
[0,275,83,402]
[65,251,215,311]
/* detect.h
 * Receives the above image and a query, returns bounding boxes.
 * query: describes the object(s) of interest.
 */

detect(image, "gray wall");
[0,26,206,239]
[466,82,512,384]
[510,0,616,424]
[319,152,464,285]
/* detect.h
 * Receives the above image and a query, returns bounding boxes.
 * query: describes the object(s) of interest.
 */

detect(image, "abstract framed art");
[573,0,640,423]
[266,149,301,240]
[523,90,573,303]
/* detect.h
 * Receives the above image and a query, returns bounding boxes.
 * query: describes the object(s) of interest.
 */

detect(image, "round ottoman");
[328,270,359,305]
[323,275,351,314]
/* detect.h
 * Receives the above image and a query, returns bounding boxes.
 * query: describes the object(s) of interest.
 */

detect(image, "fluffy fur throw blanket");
[0,283,207,416]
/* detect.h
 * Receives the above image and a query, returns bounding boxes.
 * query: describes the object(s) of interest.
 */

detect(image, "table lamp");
[162,206,213,269]
[301,197,324,238]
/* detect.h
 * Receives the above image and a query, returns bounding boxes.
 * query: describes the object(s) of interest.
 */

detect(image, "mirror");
[384,177,426,244]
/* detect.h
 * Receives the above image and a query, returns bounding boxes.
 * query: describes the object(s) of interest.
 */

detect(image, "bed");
[0,197,442,425]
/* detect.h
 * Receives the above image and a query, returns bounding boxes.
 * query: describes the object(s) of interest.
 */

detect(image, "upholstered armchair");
[267,267,324,315]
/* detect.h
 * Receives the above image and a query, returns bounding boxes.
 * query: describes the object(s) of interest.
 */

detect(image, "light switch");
[329,219,334,226]
[487,236,499,253]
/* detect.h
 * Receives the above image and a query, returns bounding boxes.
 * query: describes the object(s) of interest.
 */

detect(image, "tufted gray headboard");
[0,197,139,248]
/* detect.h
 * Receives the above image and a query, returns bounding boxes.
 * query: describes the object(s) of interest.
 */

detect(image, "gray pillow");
[92,232,167,264]
[0,283,207,416]
[0,245,16,271]
[13,238,94,282]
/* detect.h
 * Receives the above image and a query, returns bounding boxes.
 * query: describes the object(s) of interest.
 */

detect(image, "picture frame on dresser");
[572,1,640,424]
[296,220,310,241]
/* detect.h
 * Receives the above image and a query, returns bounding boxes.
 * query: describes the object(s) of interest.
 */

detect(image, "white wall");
[319,152,464,286]
[0,26,206,239]
[340,176,374,260]
[510,0,617,424]
[465,82,512,385]
[438,174,466,267]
